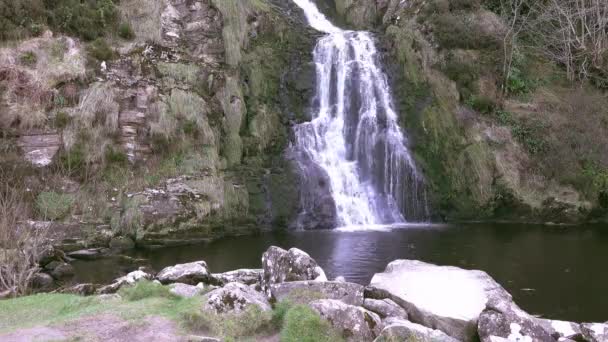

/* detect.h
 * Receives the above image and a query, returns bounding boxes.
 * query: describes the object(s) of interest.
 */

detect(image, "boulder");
[581,323,608,342]
[97,269,153,294]
[261,246,327,291]
[209,269,262,286]
[270,281,364,306]
[370,260,514,341]
[169,283,203,298]
[156,261,210,285]
[65,283,97,296]
[309,299,382,341]
[477,305,554,342]
[30,272,54,291]
[537,318,583,341]
[203,282,271,314]
[48,262,75,280]
[375,317,459,342]
[109,236,135,251]
[363,298,408,320]
[67,248,109,260]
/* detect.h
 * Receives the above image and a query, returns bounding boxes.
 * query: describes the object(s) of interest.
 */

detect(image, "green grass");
[0,291,343,341]
[119,281,178,302]
[35,191,75,220]
[280,304,344,342]
[0,291,200,334]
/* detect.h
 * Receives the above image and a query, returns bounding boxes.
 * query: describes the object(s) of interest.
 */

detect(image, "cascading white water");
[292,0,428,228]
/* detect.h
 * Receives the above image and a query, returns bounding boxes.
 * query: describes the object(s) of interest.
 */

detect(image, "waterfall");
[291,0,429,228]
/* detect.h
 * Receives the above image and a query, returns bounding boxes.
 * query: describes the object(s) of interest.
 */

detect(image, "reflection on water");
[72,223,608,322]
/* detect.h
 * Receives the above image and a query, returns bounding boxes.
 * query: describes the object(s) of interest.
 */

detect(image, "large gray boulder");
[169,283,204,298]
[370,260,514,341]
[537,318,583,341]
[581,323,608,342]
[363,298,409,321]
[261,246,327,290]
[209,269,262,286]
[203,282,271,314]
[156,261,209,285]
[270,280,364,306]
[477,305,555,342]
[310,299,382,341]
[374,317,459,342]
[96,269,153,294]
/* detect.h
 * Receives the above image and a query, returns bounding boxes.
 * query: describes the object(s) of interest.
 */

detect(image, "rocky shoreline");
[54,246,608,342]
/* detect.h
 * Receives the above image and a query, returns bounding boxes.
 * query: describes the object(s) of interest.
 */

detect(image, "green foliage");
[35,191,74,220]
[118,281,177,301]
[280,304,344,342]
[271,301,293,329]
[112,196,143,239]
[104,145,128,166]
[54,111,71,129]
[0,0,46,41]
[0,0,119,42]
[506,51,536,96]
[496,111,547,154]
[118,22,135,40]
[87,38,115,61]
[46,0,119,41]
[431,13,500,50]
[442,56,479,100]
[468,95,496,114]
[183,305,272,340]
[19,51,38,67]
[57,143,86,175]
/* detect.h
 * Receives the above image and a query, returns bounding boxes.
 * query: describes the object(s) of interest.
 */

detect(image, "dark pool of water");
[72,223,608,322]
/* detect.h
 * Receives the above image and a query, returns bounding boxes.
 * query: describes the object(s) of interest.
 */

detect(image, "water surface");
[72,223,608,322]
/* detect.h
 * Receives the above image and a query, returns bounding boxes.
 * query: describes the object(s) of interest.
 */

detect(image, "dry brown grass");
[0,183,48,296]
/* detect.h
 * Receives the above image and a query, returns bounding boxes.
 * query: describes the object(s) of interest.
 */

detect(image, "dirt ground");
[0,314,191,342]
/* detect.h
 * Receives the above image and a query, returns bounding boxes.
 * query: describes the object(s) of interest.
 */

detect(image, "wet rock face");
[310,299,382,341]
[289,152,338,230]
[203,282,270,314]
[261,246,327,291]
[156,260,210,285]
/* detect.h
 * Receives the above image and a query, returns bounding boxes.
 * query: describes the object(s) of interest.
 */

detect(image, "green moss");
[19,51,38,66]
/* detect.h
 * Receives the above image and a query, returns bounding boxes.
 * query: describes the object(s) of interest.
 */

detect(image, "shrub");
[0,0,46,41]
[35,191,74,220]
[442,56,479,100]
[432,13,500,50]
[57,143,86,176]
[468,95,496,114]
[280,305,344,342]
[46,0,119,41]
[54,111,71,129]
[105,145,129,166]
[87,38,115,61]
[118,280,177,301]
[19,51,38,67]
[118,22,135,40]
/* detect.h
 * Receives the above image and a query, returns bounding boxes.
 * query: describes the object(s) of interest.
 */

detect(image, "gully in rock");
[291,0,429,229]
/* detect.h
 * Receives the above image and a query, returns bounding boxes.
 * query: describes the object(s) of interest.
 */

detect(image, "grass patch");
[35,191,74,220]
[118,22,135,40]
[118,281,178,302]
[87,38,115,61]
[280,304,344,342]
[183,304,272,340]
[0,293,201,334]
[19,51,37,67]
